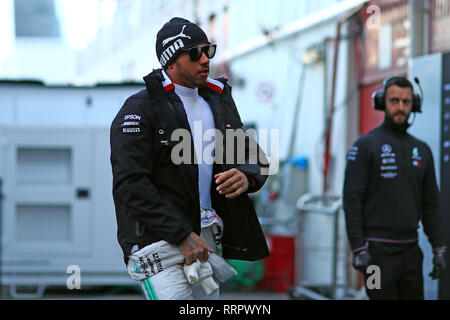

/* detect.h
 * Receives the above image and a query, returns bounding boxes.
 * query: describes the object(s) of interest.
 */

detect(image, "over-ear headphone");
[372,76,422,113]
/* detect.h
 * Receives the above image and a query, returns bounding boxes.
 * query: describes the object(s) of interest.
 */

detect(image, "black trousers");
[363,241,424,300]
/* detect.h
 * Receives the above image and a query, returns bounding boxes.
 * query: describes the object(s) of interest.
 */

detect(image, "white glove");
[183,260,201,284]
[183,260,219,295]
[198,262,219,295]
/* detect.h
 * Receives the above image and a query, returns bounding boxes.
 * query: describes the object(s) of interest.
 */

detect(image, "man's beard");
[175,62,208,88]
[385,111,411,132]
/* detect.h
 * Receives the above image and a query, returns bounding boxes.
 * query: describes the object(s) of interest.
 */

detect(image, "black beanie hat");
[156,17,210,68]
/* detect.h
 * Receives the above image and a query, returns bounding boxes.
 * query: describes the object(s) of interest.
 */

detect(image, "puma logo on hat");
[156,17,210,68]
[162,25,191,46]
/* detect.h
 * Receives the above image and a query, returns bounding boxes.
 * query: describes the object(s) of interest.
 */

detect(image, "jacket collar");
[381,115,410,136]
[158,68,227,135]
[160,68,225,95]
[143,68,228,132]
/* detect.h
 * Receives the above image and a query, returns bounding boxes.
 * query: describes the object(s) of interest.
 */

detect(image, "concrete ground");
[0,285,291,300]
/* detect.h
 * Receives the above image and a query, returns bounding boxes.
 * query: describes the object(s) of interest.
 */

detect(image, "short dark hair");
[383,76,413,93]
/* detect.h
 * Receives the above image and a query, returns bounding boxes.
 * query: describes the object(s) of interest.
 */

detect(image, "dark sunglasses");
[183,44,216,62]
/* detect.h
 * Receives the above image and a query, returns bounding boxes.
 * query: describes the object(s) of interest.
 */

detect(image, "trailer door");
[1,127,92,264]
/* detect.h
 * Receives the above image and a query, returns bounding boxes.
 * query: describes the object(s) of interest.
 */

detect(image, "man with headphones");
[343,76,447,299]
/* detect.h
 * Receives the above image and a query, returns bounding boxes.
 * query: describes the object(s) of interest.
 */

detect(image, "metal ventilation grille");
[16,204,71,242]
[16,147,72,184]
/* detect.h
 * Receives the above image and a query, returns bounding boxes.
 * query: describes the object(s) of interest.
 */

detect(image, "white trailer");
[0,79,144,297]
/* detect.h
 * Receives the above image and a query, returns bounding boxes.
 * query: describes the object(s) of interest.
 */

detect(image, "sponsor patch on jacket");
[411,147,422,167]
[380,144,397,178]
[124,114,141,121]
[380,144,395,158]
[346,146,358,161]
[123,127,141,133]
[122,114,141,133]
[381,171,397,179]
[412,160,422,167]
[382,158,396,164]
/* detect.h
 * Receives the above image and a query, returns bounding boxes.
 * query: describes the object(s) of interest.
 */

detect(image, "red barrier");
[259,235,295,292]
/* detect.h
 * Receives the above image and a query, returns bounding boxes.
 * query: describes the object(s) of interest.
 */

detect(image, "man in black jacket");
[110,17,269,299]
[343,76,446,299]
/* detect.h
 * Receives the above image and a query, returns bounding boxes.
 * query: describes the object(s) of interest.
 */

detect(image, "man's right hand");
[178,232,214,266]
[352,250,372,273]
[429,252,447,280]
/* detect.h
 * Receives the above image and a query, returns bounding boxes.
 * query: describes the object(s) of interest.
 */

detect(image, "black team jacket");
[110,68,270,264]
[343,120,446,253]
